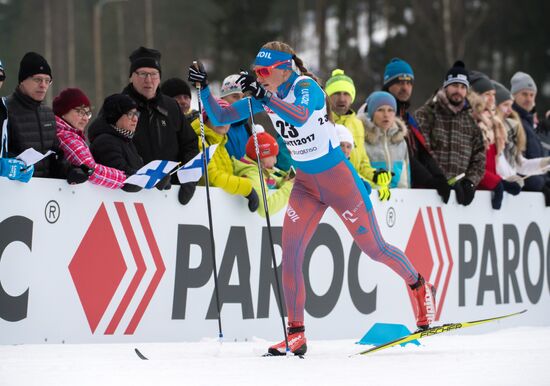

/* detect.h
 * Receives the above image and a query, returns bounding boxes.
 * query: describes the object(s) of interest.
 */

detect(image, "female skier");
[188,41,436,356]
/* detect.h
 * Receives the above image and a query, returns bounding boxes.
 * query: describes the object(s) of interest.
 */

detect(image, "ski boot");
[410,274,436,331]
[267,322,307,356]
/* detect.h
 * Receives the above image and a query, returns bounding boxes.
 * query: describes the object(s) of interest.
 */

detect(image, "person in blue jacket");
[189,41,436,356]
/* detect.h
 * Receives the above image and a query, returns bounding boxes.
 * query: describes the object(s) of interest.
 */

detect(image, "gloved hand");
[429,174,451,204]
[501,180,521,196]
[67,165,91,184]
[540,157,550,169]
[0,158,27,181]
[18,164,34,183]
[188,61,208,89]
[178,182,196,205]
[237,71,269,100]
[491,181,504,210]
[362,179,372,195]
[505,174,525,187]
[246,189,259,212]
[454,178,476,206]
[155,174,172,191]
[122,183,142,193]
[373,169,392,187]
[378,186,391,201]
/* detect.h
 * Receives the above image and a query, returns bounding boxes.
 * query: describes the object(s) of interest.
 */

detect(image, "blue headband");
[254,49,293,69]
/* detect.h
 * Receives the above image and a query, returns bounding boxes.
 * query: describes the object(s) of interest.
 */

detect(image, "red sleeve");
[477,144,502,190]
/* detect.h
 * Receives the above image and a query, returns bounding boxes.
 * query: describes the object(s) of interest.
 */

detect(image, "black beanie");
[129,46,161,76]
[469,71,495,94]
[102,94,137,125]
[160,78,191,98]
[444,60,469,88]
[18,52,52,83]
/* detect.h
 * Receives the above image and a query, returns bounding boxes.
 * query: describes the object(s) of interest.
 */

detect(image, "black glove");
[188,61,208,89]
[67,165,91,185]
[455,178,475,206]
[246,189,259,212]
[155,174,172,191]
[542,183,550,207]
[122,183,142,193]
[429,175,451,204]
[501,180,521,196]
[237,71,269,100]
[178,182,196,205]
[491,181,504,210]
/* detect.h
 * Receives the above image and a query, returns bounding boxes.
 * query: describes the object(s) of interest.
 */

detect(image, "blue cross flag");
[124,159,179,189]
[177,144,219,184]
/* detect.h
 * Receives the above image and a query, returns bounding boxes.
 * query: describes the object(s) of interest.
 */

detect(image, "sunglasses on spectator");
[134,71,160,80]
[74,107,92,119]
[125,110,140,119]
[0,74,5,81]
[30,76,52,85]
[254,60,292,78]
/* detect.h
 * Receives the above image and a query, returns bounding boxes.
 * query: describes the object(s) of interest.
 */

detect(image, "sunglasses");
[254,60,291,78]
[0,74,5,81]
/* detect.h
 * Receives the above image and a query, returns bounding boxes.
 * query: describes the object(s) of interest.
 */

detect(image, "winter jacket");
[88,85,198,173]
[362,116,410,188]
[6,87,68,177]
[1,97,8,157]
[415,89,486,186]
[225,120,250,160]
[56,116,126,189]
[402,111,448,189]
[191,118,253,197]
[233,156,293,217]
[89,118,143,177]
[512,102,548,191]
[332,110,376,182]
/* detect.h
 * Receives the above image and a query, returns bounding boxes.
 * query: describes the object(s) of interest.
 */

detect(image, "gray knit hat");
[492,81,512,106]
[469,71,494,94]
[510,71,537,94]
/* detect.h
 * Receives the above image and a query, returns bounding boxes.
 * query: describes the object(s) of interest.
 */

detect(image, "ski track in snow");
[0,327,548,386]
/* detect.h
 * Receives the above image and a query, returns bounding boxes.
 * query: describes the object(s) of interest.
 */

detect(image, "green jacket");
[233,156,293,217]
[191,118,252,196]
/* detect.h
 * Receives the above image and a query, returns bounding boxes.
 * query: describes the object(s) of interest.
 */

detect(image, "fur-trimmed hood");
[359,114,408,145]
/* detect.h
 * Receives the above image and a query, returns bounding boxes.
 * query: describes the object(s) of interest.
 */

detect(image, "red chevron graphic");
[69,202,165,335]
[125,203,166,334]
[405,207,454,321]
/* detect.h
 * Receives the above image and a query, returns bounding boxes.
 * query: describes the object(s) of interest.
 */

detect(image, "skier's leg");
[269,173,327,355]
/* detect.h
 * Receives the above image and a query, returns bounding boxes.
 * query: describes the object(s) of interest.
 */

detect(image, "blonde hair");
[261,41,333,122]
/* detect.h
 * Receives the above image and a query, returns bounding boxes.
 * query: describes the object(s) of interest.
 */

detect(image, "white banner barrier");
[0,178,548,344]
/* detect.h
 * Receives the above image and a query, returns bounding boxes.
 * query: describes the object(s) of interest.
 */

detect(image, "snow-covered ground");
[0,327,548,386]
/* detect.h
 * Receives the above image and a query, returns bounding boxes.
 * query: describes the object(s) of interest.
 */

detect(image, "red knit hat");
[53,88,91,117]
[203,98,230,123]
[246,132,279,160]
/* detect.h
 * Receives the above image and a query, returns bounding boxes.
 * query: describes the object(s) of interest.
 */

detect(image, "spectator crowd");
[1,46,550,214]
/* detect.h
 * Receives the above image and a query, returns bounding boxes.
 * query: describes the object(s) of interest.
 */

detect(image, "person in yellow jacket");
[192,98,259,211]
[233,131,294,217]
[325,68,392,201]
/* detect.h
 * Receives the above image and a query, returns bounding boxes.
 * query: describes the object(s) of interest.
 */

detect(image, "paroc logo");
[69,202,165,335]
[404,207,453,321]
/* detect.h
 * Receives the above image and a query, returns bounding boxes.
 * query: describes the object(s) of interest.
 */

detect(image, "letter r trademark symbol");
[45,200,60,224]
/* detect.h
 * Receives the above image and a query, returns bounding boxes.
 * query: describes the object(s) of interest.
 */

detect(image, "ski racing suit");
[201,71,419,324]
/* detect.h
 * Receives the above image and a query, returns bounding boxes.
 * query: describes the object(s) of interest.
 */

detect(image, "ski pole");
[193,60,223,341]
[246,96,290,355]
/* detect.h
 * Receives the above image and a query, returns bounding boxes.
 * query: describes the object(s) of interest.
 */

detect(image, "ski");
[134,348,148,360]
[353,309,527,356]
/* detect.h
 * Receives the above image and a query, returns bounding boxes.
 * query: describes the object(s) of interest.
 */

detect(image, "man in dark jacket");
[6,52,86,182]
[382,58,451,203]
[90,47,198,204]
[510,71,550,202]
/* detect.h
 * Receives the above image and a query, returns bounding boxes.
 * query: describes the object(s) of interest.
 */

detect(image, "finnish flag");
[124,159,179,189]
[177,144,218,184]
